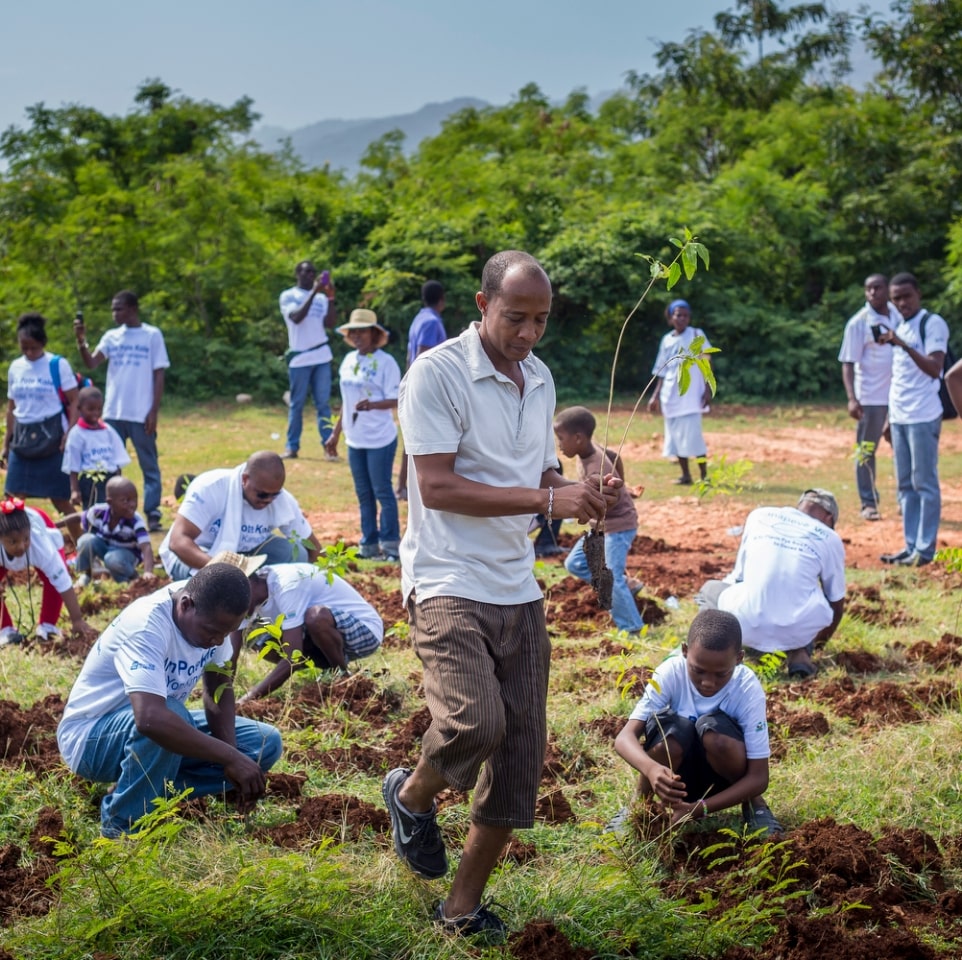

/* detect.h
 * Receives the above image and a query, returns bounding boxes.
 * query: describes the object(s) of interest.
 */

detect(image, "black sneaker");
[742,801,784,837]
[881,548,911,564]
[382,767,448,879]
[432,900,507,941]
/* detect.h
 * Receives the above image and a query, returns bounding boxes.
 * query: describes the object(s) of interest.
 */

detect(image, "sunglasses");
[253,489,282,501]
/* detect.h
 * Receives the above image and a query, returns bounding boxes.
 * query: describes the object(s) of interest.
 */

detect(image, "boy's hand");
[669,800,702,826]
[648,763,687,805]
[70,490,82,508]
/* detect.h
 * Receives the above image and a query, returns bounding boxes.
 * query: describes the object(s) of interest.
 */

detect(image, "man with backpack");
[74,291,170,532]
[879,272,949,567]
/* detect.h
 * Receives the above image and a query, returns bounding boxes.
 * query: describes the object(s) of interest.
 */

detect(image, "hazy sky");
[2,0,889,133]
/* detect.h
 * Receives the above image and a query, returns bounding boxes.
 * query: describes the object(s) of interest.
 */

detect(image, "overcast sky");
[1,0,890,134]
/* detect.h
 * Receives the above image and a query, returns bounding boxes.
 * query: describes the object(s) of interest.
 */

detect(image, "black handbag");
[10,412,64,460]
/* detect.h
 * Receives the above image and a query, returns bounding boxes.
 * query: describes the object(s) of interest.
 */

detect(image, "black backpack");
[920,312,958,420]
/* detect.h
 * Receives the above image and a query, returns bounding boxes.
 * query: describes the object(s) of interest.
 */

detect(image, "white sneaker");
[0,627,22,647]
[75,572,91,588]
[35,623,62,642]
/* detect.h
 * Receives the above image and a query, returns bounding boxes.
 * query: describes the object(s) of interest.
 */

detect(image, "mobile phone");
[319,270,331,286]
[75,310,84,323]
[871,324,883,343]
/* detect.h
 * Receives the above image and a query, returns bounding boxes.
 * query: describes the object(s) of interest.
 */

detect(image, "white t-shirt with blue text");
[61,424,131,475]
[57,581,234,771]
[94,323,170,423]
[7,353,74,424]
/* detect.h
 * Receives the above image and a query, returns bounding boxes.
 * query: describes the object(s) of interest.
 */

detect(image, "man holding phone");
[838,273,899,520]
[278,260,337,460]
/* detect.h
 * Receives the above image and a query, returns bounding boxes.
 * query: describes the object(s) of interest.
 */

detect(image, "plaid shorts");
[329,609,381,661]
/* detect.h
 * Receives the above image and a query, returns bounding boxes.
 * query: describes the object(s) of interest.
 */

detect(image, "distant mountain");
[254,97,488,175]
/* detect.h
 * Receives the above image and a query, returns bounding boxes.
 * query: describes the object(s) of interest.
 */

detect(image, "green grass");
[3,401,962,958]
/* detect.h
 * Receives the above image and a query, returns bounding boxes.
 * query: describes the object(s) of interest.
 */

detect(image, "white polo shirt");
[398,322,559,606]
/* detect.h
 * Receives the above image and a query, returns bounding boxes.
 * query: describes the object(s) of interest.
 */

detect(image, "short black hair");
[421,280,444,307]
[480,250,549,300]
[890,272,919,290]
[185,562,251,618]
[78,385,103,406]
[112,290,139,309]
[553,405,596,437]
[17,313,47,345]
[687,609,742,653]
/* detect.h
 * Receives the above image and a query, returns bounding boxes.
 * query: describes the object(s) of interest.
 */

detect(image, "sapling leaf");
[678,361,691,396]
[667,262,681,289]
[669,236,683,248]
[693,242,710,269]
[698,358,717,395]
[682,245,697,279]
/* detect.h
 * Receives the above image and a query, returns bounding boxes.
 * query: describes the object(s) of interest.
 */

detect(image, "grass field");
[2,400,962,959]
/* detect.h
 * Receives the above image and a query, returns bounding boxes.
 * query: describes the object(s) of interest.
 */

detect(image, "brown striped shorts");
[408,594,551,829]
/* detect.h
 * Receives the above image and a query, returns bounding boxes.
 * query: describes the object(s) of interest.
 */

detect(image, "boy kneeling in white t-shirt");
[613,609,782,836]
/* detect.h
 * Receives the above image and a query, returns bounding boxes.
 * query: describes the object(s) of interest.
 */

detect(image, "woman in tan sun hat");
[325,309,402,560]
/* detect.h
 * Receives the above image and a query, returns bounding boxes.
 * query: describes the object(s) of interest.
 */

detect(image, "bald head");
[246,450,285,480]
[105,475,137,499]
[480,250,550,301]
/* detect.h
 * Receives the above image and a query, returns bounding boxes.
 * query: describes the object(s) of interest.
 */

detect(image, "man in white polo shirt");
[381,250,617,940]
[74,290,170,531]
[879,272,949,567]
[838,273,899,521]
[278,260,338,461]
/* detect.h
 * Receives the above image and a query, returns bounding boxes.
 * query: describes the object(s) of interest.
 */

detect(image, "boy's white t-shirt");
[94,323,171,423]
[247,563,383,642]
[159,469,313,572]
[629,652,770,759]
[653,327,711,419]
[337,348,400,449]
[719,506,846,653]
[0,507,71,592]
[61,424,131,475]
[7,353,74,424]
[57,581,234,772]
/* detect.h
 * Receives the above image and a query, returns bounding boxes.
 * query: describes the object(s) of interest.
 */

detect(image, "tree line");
[1,0,960,403]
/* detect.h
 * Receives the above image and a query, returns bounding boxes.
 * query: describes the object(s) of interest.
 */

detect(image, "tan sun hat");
[207,550,268,577]
[336,308,389,349]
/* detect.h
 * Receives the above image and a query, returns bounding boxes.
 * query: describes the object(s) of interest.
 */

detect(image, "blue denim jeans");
[286,361,332,451]
[76,697,282,837]
[164,534,308,581]
[75,533,139,582]
[565,528,643,632]
[855,404,887,509]
[107,419,162,522]
[891,417,942,561]
[347,439,400,554]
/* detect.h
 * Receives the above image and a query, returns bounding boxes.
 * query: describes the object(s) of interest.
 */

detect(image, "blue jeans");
[855,405,887,509]
[565,528,643,632]
[891,417,942,561]
[107,419,162,521]
[286,362,332,451]
[76,697,282,837]
[76,533,139,582]
[347,439,400,554]
[164,534,309,581]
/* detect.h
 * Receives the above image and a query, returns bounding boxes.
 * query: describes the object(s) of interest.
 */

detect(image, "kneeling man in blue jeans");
[57,560,282,838]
